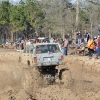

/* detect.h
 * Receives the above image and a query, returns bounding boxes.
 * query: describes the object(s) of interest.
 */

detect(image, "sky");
[10,0,20,3]
[11,0,76,3]
[9,0,76,4]
[8,0,19,4]
[71,0,76,3]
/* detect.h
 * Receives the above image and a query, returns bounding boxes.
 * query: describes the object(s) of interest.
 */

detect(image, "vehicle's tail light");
[34,57,37,63]
[61,55,64,60]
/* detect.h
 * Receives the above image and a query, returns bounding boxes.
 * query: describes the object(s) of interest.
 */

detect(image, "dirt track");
[0,48,100,100]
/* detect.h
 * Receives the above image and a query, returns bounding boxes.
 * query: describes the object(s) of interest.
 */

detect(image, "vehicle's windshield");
[36,44,60,54]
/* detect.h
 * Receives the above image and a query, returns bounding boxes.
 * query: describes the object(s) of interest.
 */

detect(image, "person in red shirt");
[97,35,100,56]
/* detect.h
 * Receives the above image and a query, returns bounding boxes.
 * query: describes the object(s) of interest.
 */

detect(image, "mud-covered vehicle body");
[31,43,64,67]
[20,43,64,67]
[20,43,71,90]
[34,43,64,66]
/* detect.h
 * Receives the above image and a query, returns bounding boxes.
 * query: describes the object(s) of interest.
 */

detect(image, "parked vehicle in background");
[38,37,45,43]
[5,41,15,49]
[42,37,50,43]
[30,39,35,44]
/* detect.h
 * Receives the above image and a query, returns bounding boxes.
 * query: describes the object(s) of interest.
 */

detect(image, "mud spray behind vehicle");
[19,43,72,94]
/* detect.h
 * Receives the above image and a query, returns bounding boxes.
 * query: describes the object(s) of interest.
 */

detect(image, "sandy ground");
[0,48,100,100]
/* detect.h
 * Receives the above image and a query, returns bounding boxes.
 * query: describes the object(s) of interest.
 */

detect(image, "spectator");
[20,40,24,50]
[61,39,64,54]
[77,31,82,47]
[50,37,54,43]
[63,38,68,56]
[35,37,40,43]
[87,32,90,42]
[97,35,100,56]
[83,30,88,44]
[87,36,95,58]
[18,37,22,43]
[26,39,31,45]
[98,25,100,35]
[1,37,5,47]
[16,40,20,50]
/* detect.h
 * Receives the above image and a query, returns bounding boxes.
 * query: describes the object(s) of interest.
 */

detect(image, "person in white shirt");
[50,38,54,43]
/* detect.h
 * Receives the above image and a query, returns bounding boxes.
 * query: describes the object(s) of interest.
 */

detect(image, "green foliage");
[0,0,100,39]
[0,1,10,25]
[0,0,45,38]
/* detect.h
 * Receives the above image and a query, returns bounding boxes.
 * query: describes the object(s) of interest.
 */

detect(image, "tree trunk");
[11,32,13,42]
[76,0,79,31]
[49,29,51,38]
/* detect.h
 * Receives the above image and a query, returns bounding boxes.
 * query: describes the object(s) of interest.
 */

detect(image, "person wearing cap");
[77,31,82,47]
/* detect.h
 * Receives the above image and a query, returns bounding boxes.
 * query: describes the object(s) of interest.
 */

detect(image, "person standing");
[63,38,68,56]
[97,35,100,56]
[87,32,90,42]
[98,25,100,35]
[77,31,82,47]
[61,39,64,54]
[1,37,5,47]
[20,40,25,50]
[50,37,54,43]
[87,36,95,58]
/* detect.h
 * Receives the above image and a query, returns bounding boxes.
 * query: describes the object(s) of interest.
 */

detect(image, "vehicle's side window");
[36,46,42,54]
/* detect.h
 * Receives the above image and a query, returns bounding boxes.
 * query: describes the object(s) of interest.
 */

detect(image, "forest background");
[0,0,100,42]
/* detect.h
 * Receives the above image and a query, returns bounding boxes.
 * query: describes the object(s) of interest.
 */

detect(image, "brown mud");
[0,48,100,100]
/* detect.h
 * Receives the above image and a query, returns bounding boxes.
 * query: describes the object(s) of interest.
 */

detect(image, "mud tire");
[60,68,72,88]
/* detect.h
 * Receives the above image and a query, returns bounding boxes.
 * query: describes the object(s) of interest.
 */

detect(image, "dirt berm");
[0,49,100,100]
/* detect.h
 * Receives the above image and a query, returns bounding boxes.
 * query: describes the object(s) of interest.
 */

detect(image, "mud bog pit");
[0,49,100,100]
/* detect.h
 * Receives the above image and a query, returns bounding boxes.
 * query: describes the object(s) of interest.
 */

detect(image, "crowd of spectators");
[76,29,100,58]
[1,28,100,58]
